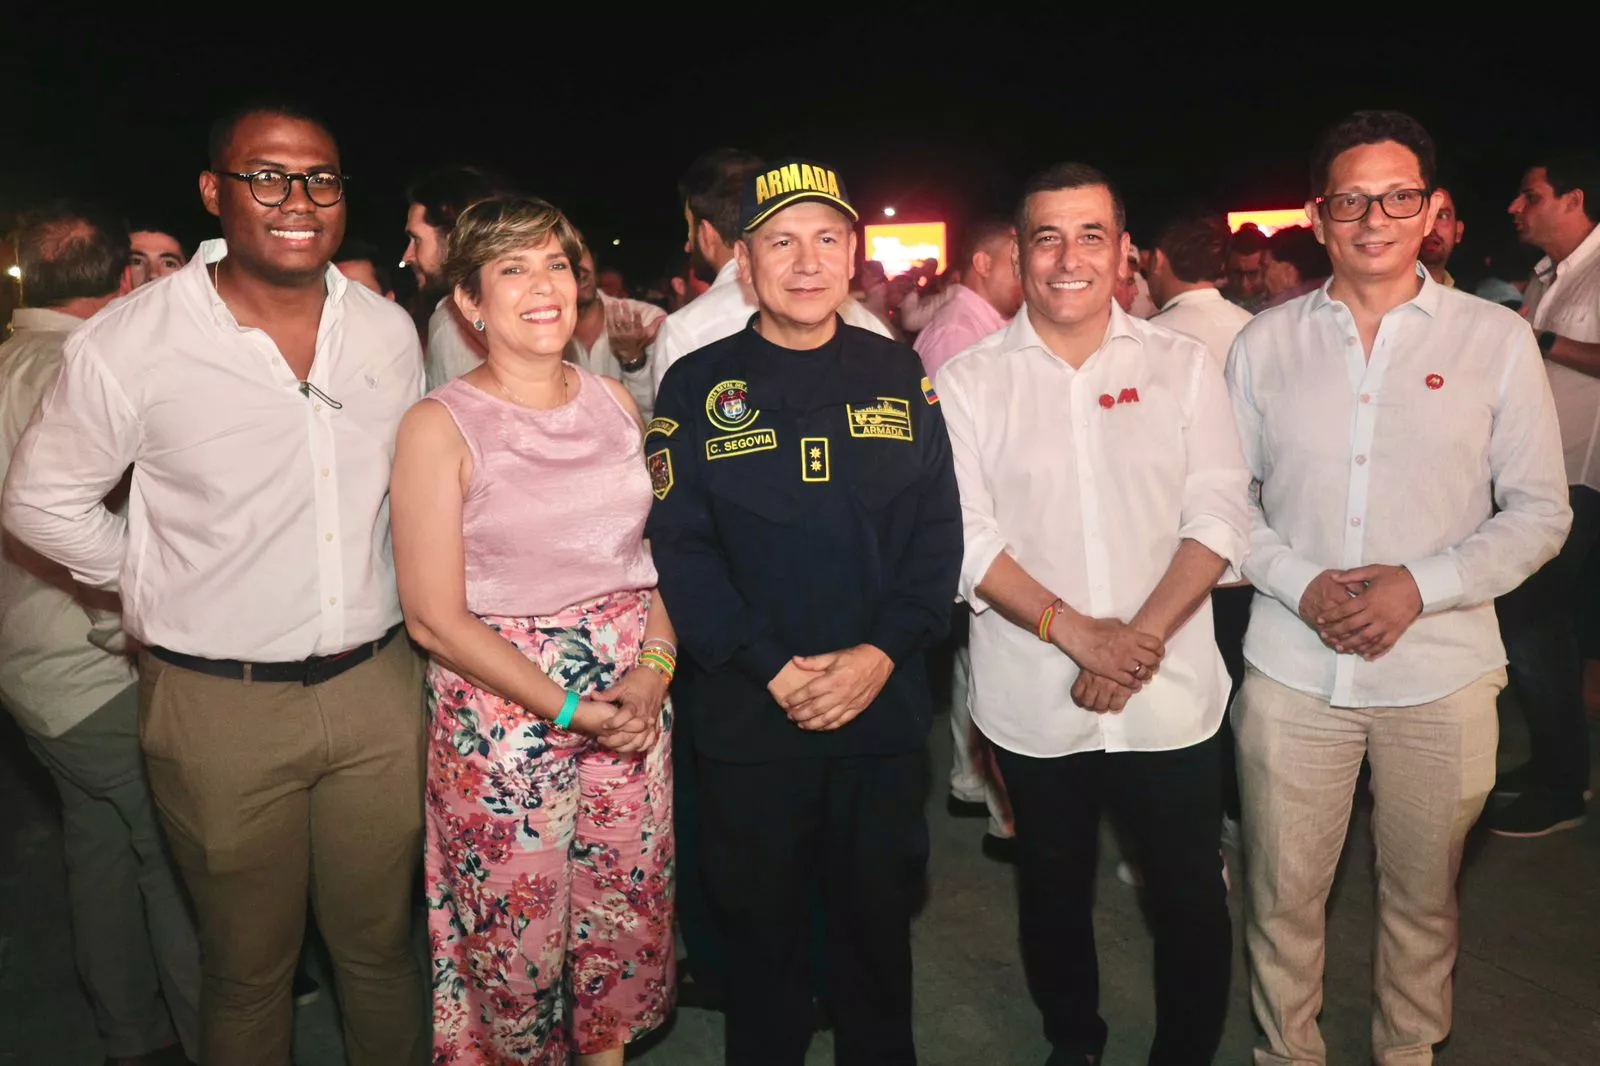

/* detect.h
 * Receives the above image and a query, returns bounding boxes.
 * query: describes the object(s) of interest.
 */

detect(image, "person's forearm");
[1547,335,1600,379]
[406,609,569,717]
[1130,539,1228,640]
[644,591,677,648]
[974,551,1088,639]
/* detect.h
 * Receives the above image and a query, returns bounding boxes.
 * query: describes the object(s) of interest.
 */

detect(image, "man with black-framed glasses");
[1226,110,1570,1065]
[3,102,429,1066]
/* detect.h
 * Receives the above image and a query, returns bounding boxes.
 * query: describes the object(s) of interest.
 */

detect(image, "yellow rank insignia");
[647,448,674,500]
[645,417,679,440]
[921,376,939,405]
[846,397,914,441]
[801,437,831,482]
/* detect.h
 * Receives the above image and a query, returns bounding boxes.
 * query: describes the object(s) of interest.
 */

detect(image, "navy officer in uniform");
[646,159,962,1066]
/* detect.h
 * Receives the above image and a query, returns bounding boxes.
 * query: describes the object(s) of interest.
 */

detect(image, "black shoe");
[982,832,1018,864]
[1487,789,1587,838]
[946,793,989,818]
[292,970,321,1008]
[1493,763,1593,801]
[675,961,725,1012]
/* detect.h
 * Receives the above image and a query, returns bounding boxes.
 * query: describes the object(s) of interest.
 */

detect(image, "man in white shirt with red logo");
[3,104,428,1066]
[1490,152,1600,837]
[1227,111,1570,1065]
[940,162,1250,1066]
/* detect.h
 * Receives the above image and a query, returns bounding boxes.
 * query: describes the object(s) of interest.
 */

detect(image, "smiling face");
[1018,184,1128,335]
[453,233,577,359]
[736,201,857,341]
[1310,139,1439,287]
[199,112,345,287]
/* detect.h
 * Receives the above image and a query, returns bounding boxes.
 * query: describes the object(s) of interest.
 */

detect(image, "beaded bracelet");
[641,637,678,659]
[1037,598,1065,643]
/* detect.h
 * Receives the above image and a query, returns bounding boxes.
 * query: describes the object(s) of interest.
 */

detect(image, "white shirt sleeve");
[1177,350,1251,581]
[938,367,1008,613]
[2,333,136,589]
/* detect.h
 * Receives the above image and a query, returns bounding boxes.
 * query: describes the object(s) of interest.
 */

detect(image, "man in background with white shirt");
[1147,212,1254,365]
[4,104,430,1066]
[1419,186,1464,287]
[0,202,200,1066]
[650,148,892,396]
[403,164,512,390]
[568,243,665,418]
[1227,110,1569,1065]
[913,217,1022,858]
[940,162,1250,1066]
[1490,152,1600,837]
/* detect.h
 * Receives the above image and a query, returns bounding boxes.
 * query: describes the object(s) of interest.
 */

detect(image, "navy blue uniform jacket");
[644,318,962,763]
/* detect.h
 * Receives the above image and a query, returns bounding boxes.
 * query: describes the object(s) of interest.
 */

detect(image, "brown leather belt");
[147,624,403,686]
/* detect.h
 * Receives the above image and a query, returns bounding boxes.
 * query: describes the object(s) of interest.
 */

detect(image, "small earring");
[473,319,485,332]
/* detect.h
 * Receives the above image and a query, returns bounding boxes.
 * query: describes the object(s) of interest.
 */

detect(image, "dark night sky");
[5,16,1597,295]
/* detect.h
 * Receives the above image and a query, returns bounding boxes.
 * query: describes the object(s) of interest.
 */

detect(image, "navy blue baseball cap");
[739,158,859,232]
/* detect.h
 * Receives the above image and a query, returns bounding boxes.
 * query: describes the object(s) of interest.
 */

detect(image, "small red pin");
[1425,374,1444,390]
[1098,394,1115,409]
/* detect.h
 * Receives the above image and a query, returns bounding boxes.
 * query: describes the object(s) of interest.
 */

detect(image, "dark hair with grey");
[680,148,767,248]
[1156,213,1232,284]
[17,200,130,308]
[1014,162,1126,238]
[1310,109,1436,197]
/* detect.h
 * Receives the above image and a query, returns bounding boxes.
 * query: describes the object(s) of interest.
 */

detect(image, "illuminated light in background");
[5,265,20,279]
[1227,209,1311,237]
[612,238,621,246]
[864,222,947,278]
[883,206,897,218]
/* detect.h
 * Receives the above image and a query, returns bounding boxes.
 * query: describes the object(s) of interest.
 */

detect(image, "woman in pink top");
[390,197,675,1066]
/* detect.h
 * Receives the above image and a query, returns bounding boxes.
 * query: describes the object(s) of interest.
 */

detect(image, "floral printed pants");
[424,590,674,1065]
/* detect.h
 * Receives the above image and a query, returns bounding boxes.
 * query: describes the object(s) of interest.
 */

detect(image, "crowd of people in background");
[0,100,1597,1066]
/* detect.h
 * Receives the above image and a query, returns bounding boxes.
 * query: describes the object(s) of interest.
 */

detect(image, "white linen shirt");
[1228,267,1571,708]
[568,293,665,420]
[1,239,424,661]
[424,296,483,392]
[1523,223,1600,490]
[0,309,135,737]
[650,258,893,392]
[939,303,1251,758]
[1149,287,1254,367]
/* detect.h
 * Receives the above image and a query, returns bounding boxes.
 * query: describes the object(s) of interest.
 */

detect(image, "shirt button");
[325,533,334,542]
[1354,455,1367,466]
[1350,517,1362,527]
[314,402,323,413]
[328,596,338,606]
[321,468,330,478]
[1359,393,1372,404]
[1345,337,1357,346]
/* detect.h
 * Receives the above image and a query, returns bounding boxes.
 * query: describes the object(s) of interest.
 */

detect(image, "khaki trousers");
[139,635,427,1066]
[1234,667,1502,1066]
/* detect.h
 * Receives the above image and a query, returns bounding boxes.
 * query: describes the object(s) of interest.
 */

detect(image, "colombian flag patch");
[921,375,939,405]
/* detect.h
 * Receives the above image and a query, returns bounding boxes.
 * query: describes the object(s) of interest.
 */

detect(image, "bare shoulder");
[399,396,468,453]
[598,375,644,428]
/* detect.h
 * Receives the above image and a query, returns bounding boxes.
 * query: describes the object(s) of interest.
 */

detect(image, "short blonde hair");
[442,195,586,301]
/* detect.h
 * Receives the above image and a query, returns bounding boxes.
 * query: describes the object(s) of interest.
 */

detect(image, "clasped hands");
[574,664,670,753]
[769,644,895,732]
[1297,564,1422,660]
[1059,615,1166,714]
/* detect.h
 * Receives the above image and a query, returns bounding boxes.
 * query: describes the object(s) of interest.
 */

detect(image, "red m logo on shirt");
[1117,388,1140,405]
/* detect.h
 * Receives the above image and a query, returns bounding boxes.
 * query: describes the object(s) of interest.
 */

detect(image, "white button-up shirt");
[940,304,1251,758]
[1228,267,1571,708]
[424,296,484,392]
[650,258,893,392]
[568,293,665,419]
[2,239,424,661]
[912,283,1008,381]
[1524,223,1600,490]
[0,308,136,737]
[1148,287,1254,367]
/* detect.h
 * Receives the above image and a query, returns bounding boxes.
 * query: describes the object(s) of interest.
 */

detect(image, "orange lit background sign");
[864,222,947,277]
[1227,209,1311,236]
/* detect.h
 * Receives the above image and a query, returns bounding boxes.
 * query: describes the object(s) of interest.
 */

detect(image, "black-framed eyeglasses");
[1314,188,1429,223]
[218,169,348,207]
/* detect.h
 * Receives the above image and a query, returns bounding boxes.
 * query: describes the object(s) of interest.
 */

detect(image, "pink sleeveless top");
[427,367,657,617]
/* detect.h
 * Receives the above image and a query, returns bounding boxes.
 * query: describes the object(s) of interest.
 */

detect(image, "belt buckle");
[302,653,336,687]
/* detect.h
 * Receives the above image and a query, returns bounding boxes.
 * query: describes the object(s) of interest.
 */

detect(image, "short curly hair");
[442,196,585,302]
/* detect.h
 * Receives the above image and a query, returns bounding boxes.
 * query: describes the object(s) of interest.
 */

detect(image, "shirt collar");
[710,257,741,290]
[1159,287,1225,310]
[1000,300,1142,364]
[195,237,349,327]
[1307,261,1440,319]
[8,307,89,334]
[1550,223,1600,281]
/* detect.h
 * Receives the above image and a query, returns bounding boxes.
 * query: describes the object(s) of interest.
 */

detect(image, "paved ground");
[2,698,1596,1065]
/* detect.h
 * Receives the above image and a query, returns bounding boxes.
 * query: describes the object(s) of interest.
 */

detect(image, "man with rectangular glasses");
[1225,110,1570,1064]
[3,103,429,1066]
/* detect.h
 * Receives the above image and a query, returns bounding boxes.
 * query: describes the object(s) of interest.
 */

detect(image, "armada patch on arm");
[645,417,680,440]
[648,448,675,500]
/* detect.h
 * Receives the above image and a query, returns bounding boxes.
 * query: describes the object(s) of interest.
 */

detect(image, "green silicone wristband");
[554,689,579,729]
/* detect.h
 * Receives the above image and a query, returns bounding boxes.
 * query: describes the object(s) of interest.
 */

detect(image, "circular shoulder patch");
[705,378,757,432]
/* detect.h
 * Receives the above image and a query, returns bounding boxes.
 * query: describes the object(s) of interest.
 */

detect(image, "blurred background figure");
[569,241,665,418]
[125,224,188,289]
[1420,186,1465,286]
[1146,212,1253,365]
[1260,223,1330,308]
[1223,223,1269,310]
[334,237,397,300]
[598,263,630,299]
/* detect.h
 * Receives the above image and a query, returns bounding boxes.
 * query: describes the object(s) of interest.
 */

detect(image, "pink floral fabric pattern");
[425,590,674,1065]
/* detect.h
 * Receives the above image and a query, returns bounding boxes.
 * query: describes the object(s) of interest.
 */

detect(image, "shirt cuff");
[1265,554,1324,615]
[1178,515,1248,585]
[1404,553,1463,614]
[733,634,792,690]
[957,537,1007,615]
